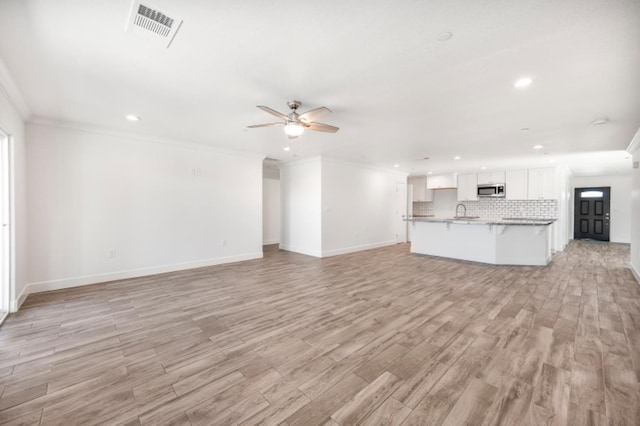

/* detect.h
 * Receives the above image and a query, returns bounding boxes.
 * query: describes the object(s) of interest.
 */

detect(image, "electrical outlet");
[221,239,227,247]
[108,249,116,259]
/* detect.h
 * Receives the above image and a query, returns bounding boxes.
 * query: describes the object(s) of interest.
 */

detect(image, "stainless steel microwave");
[477,184,505,197]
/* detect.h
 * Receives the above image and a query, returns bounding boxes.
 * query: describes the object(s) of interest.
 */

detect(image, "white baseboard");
[321,240,397,258]
[10,285,29,312]
[630,261,640,285]
[16,252,264,305]
[278,244,322,258]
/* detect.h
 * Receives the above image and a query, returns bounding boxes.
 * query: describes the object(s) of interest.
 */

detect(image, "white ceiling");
[0,0,639,176]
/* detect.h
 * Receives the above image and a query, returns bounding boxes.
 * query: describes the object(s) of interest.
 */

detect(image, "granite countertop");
[405,217,556,226]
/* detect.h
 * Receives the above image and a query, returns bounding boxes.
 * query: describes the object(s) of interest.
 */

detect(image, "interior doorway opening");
[573,186,611,241]
[395,182,407,243]
[0,127,10,323]
[263,159,281,247]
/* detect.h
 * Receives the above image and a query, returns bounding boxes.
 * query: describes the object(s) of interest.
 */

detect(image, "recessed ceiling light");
[437,32,453,41]
[548,159,555,163]
[520,127,530,131]
[394,164,399,168]
[480,166,487,170]
[283,146,290,151]
[427,172,433,175]
[514,77,533,88]
[591,118,609,126]
[126,114,141,121]
[454,156,461,160]
[533,144,544,149]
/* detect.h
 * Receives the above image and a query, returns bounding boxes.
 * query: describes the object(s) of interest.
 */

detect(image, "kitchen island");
[407,217,555,266]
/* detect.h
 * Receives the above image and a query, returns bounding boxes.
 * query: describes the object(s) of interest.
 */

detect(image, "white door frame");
[0,126,12,323]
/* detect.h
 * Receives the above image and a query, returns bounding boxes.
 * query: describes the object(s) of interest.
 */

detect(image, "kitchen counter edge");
[405,218,556,226]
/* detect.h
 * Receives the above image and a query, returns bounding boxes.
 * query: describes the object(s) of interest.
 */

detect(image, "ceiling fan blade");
[247,122,284,128]
[298,106,332,123]
[306,122,339,133]
[257,105,289,121]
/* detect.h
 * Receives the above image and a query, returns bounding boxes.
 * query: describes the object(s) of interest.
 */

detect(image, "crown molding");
[627,126,640,155]
[0,56,31,121]
[27,117,265,161]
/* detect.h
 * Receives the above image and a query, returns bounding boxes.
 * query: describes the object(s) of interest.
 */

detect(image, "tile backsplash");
[413,198,558,219]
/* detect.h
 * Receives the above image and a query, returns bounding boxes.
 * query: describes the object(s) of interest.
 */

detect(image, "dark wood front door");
[574,187,610,241]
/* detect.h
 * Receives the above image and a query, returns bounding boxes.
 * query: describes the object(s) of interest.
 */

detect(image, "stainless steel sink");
[445,216,481,224]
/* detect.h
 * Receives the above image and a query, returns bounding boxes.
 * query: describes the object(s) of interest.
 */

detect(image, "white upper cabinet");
[477,171,506,185]
[505,170,528,200]
[408,176,433,202]
[457,173,478,201]
[427,173,457,189]
[527,167,556,200]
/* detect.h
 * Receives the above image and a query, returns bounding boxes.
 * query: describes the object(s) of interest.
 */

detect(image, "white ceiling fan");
[248,100,339,139]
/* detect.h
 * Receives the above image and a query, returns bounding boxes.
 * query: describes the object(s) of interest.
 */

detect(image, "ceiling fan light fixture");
[284,122,304,137]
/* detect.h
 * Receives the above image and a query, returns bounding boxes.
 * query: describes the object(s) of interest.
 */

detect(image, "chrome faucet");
[455,203,467,218]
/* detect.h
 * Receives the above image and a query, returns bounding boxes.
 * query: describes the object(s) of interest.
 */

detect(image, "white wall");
[262,178,280,245]
[279,157,407,258]
[0,76,28,311]
[571,173,632,244]
[629,130,640,281]
[321,158,407,256]
[279,158,322,257]
[26,122,263,294]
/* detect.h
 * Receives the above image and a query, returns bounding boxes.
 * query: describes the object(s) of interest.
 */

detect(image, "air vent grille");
[136,5,174,36]
[126,1,182,48]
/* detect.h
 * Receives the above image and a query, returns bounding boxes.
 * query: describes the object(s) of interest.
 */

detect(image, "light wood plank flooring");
[1,240,639,425]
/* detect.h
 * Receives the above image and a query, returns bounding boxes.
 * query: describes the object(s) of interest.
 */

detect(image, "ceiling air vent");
[125,1,183,48]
